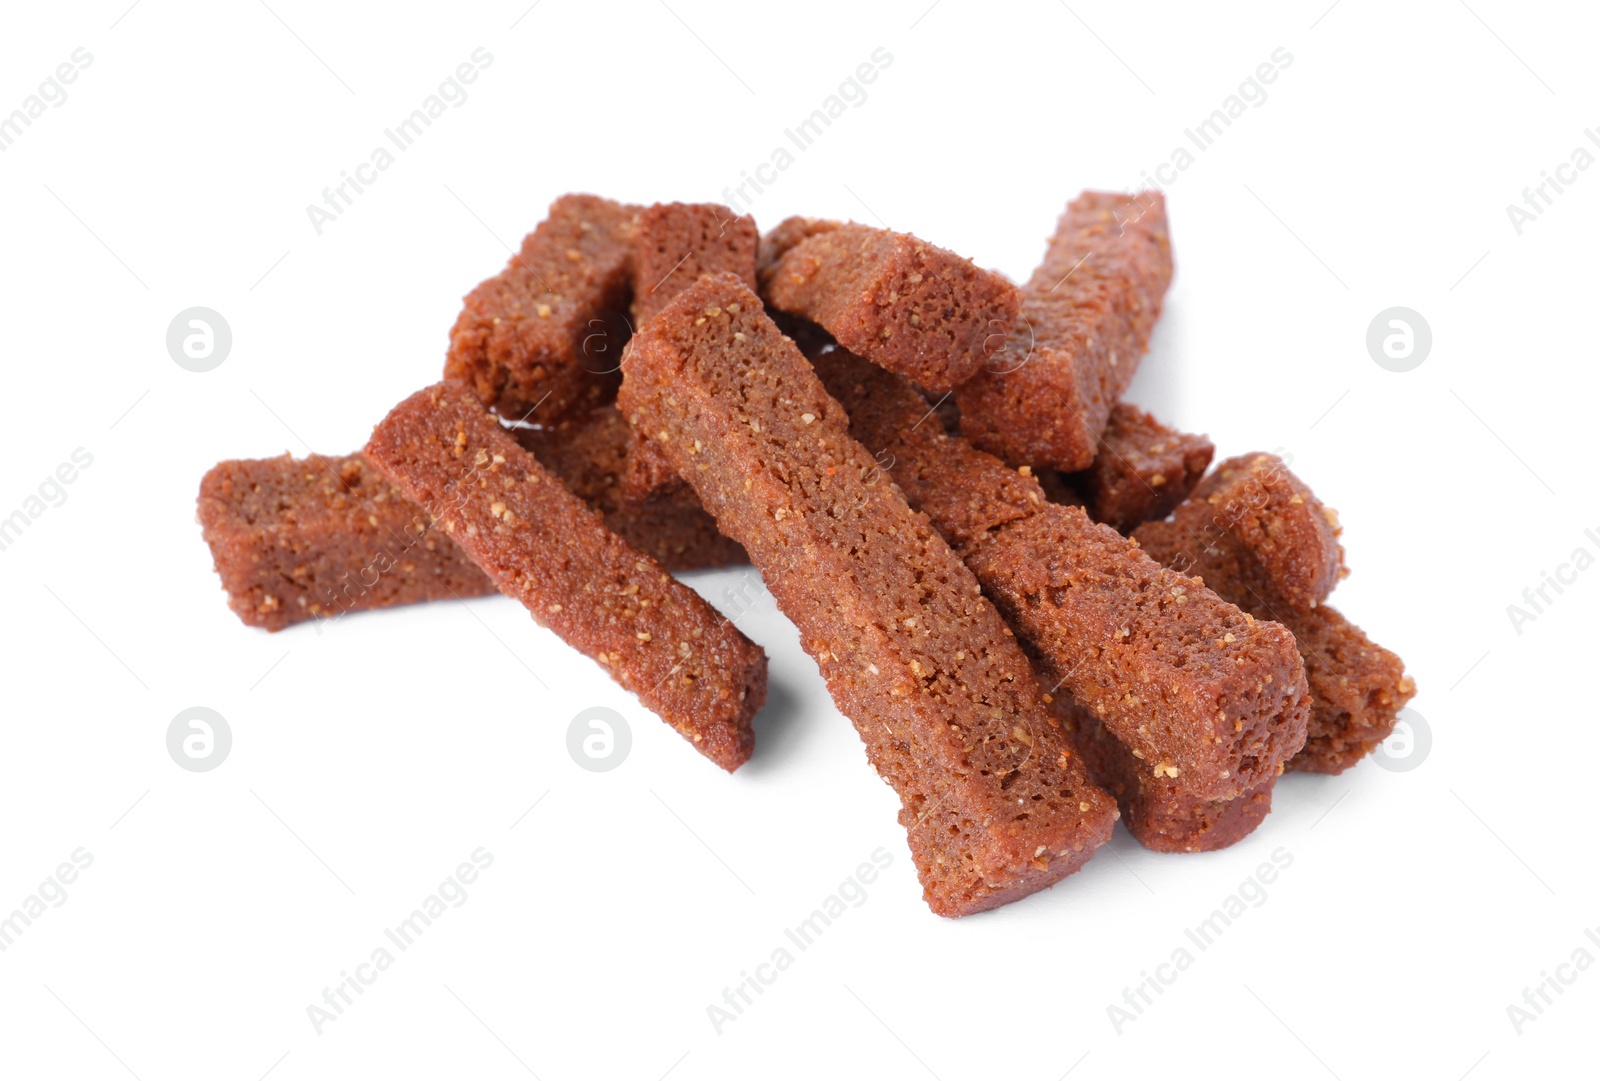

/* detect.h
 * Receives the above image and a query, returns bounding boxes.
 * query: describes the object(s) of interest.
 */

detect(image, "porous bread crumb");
[365,382,766,773]
[619,273,1117,916]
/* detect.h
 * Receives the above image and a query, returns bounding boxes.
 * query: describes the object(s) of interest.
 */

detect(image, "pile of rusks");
[198,191,1415,917]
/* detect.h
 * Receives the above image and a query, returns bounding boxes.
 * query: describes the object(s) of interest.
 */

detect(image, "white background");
[1,1,1594,1078]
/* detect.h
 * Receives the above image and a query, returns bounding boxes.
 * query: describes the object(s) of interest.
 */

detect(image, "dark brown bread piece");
[768,306,844,361]
[810,346,1309,805]
[631,202,758,326]
[757,216,840,277]
[516,406,746,570]
[1048,687,1275,853]
[198,454,497,631]
[619,274,1117,917]
[619,424,682,504]
[198,410,744,632]
[760,221,1021,392]
[1134,511,1414,774]
[966,510,1308,800]
[1286,603,1413,773]
[623,203,760,502]
[956,191,1173,471]
[365,382,766,772]
[808,351,1046,551]
[446,194,638,424]
[1188,454,1346,613]
[1070,402,1213,532]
